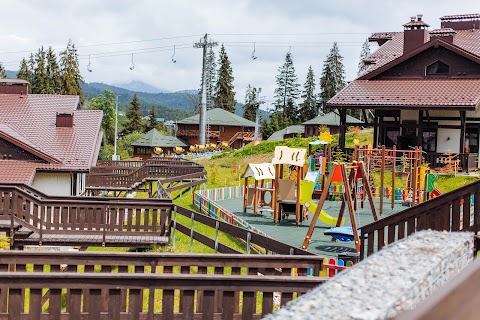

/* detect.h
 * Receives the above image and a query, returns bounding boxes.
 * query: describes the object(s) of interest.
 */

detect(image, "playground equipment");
[301,162,379,253]
[242,163,275,215]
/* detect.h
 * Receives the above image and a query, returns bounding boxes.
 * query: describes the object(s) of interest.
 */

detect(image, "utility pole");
[254,88,266,142]
[194,34,217,146]
[112,94,121,161]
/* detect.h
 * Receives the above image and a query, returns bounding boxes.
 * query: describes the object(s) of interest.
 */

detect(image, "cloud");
[0,0,478,105]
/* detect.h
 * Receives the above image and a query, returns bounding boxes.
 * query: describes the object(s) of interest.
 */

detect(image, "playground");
[201,136,442,258]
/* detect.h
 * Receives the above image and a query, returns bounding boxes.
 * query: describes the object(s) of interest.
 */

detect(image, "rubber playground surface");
[215,196,407,258]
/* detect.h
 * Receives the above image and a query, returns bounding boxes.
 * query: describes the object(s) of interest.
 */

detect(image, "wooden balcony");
[176,129,220,138]
[0,183,173,249]
[0,251,326,319]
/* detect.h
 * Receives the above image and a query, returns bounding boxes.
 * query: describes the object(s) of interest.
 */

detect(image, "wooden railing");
[177,129,220,138]
[0,184,173,248]
[86,161,206,190]
[359,180,480,260]
[0,251,326,319]
[174,205,314,255]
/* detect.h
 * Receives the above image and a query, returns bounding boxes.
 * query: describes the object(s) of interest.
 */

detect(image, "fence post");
[172,207,177,249]
[189,211,195,253]
[214,221,219,253]
[103,206,108,247]
[246,232,251,254]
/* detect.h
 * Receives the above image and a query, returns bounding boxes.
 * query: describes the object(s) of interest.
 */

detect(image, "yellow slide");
[300,180,345,226]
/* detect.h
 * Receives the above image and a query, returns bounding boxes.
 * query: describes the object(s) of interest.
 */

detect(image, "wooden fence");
[0,184,173,248]
[174,205,313,255]
[360,180,480,260]
[0,251,326,319]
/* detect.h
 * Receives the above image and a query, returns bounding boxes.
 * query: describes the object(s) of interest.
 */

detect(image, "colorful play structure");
[241,136,441,254]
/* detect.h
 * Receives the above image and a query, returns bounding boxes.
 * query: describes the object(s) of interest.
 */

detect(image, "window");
[219,126,225,132]
[426,61,449,75]
[422,128,437,152]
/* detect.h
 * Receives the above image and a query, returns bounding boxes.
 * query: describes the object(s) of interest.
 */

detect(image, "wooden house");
[0,80,103,195]
[328,14,480,171]
[267,125,304,141]
[176,108,258,149]
[302,111,362,138]
[132,128,188,159]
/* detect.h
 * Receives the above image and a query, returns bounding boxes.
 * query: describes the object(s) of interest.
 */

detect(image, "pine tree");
[32,47,48,94]
[274,52,301,127]
[0,62,6,78]
[123,94,144,134]
[214,45,236,112]
[299,66,317,122]
[17,58,30,81]
[146,106,159,132]
[90,89,116,144]
[46,46,62,94]
[243,84,260,122]
[60,40,84,104]
[358,39,371,76]
[320,42,346,113]
[27,54,36,90]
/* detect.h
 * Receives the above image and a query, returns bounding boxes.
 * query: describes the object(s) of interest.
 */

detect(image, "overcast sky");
[1,1,478,108]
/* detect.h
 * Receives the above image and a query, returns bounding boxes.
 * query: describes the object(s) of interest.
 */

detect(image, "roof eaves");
[0,130,62,164]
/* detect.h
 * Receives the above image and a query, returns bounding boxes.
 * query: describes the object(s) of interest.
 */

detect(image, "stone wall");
[265,230,474,320]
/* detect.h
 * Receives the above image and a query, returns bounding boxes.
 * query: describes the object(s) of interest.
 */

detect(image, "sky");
[0,1,478,108]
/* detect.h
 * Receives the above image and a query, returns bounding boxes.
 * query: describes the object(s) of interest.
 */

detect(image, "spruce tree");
[299,65,317,122]
[32,47,48,94]
[0,62,6,78]
[123,94,144,134]
[214,45,236,112]
[60,40,84,104]
[145,106,159,132]
[46,46,62,94]
[320,42,346,113]
[90,89,116,144]
[358,39,371,76]
[274,52,301,128]
[243,84,260,122]
[17,58,30,81]
[27,54,36,89]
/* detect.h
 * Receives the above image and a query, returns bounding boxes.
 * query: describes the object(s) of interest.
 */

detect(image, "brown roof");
[363,29,480,76]
[429,28,456,35]
[0,94,103,171]
[328,79,480,109]
[440,14,480,21]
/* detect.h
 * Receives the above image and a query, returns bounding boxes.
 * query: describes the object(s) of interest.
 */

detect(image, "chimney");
[403,14,429,54]
[0,79,29,95]
[56,111,74,127]
[429,28,456,43]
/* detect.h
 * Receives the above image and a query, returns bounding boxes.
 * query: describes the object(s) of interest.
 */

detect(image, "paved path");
[216,197,406,258]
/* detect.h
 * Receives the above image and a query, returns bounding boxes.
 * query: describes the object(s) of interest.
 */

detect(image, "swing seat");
[324,227,360,242]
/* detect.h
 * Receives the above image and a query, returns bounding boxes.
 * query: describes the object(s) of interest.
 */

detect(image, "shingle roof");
[302,111,362,125]
[363,29,480,76]
[0,94,103,171]
[177,108,256,127]
[0,161,64,184]
[132,128,188,147]
[267,125,304,141]
[328,79,480,109]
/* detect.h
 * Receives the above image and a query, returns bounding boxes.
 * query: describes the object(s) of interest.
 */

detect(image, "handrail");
[359,179,480,260]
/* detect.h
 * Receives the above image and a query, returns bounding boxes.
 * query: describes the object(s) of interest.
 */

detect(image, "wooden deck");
[0,183,173,249]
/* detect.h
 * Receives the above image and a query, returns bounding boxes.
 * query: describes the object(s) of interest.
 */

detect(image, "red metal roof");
[440,14,480,21]
[0,94,103,172]
[362,29,480,76]
[328,79,480,109]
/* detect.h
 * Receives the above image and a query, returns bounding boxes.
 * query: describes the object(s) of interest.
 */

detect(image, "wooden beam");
[460,110,466,153]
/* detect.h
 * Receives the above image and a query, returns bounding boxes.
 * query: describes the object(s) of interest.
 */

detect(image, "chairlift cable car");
[87,55,92,72]
[129,54,135,70]
[172,45,177,63]
[251,42,257,60]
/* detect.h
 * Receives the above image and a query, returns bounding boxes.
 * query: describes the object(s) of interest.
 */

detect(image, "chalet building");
[132,128,188,159]
[302,111,362,138]
[267,125,304,141]
[329,14,480,171]
[0,79,103,195]
[176,108,258,149]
